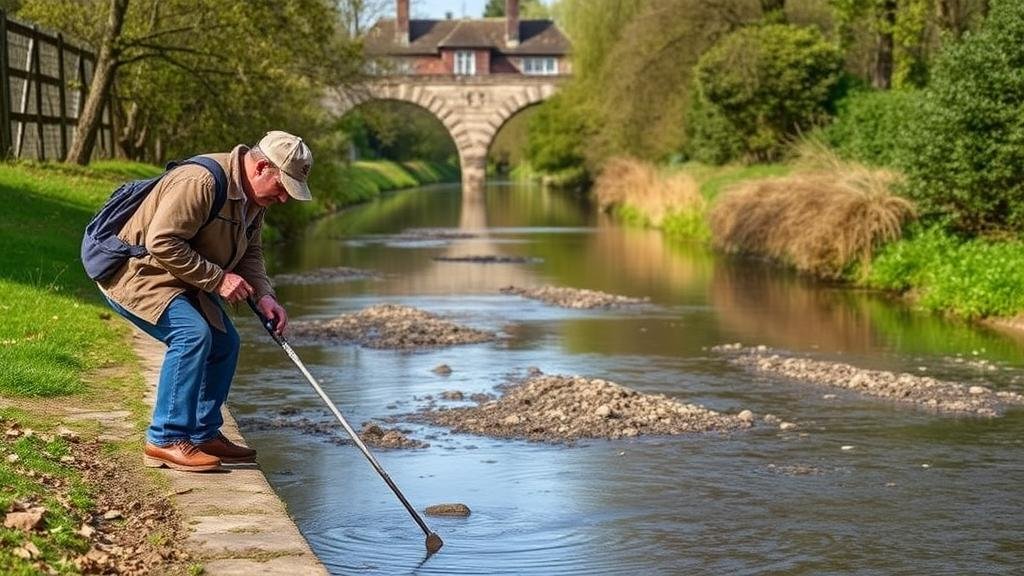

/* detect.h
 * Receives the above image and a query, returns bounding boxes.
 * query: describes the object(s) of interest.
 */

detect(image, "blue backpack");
[81,156,228,283]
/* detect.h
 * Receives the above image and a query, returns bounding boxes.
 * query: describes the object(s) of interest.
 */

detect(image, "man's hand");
[217,272,254,304]
[257,295,288,336]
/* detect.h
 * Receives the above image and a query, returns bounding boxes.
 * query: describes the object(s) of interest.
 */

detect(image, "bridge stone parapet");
[326,75,567,193]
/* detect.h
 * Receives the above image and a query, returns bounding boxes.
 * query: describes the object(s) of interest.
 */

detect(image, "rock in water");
[424,503,471,517]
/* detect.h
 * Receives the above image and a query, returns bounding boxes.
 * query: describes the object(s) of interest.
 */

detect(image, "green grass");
[863,226,1024,318]
[399,160,459,184]
[693,162,791,200]
[0,162,140,397]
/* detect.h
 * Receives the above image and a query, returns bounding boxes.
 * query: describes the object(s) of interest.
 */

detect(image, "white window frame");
[522,57,557,76]
[454,50,476,76]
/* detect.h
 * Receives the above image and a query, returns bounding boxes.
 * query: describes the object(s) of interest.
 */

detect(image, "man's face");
[251,159,290,208]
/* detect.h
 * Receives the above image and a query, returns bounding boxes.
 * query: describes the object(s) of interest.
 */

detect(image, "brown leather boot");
[196,433,257,463]
[143,441,221,472]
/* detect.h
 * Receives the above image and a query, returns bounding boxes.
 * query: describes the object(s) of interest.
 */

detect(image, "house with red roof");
[365,0,571,77]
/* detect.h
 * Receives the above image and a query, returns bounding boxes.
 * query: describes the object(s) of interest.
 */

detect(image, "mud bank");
[272,266,380,286]
[721,346,1024,416]
[433,255,542,264]
[414,374,751,442]
[500,285,650,309]
[289,304,496,349]
[238,412,427,449]
[400,228,480,240]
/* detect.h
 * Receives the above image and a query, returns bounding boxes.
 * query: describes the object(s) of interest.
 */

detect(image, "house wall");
[476,50,491,75]
[491,53,519,74]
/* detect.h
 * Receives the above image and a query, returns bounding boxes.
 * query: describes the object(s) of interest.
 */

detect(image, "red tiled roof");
[365,18,571,56]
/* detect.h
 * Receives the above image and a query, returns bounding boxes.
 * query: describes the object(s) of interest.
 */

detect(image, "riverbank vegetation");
[527,0,1024,321]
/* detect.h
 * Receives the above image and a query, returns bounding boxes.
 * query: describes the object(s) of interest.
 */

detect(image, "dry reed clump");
[593,157,704,226]
[709,148,915,278]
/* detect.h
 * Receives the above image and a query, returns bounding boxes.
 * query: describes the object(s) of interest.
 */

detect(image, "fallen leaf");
[102,510,122,520]
[77,523,96,538]
[24,541,40,558]
[56,426,80,442]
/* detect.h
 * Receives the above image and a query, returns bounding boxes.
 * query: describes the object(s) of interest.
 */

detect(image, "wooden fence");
[0,11,113,161]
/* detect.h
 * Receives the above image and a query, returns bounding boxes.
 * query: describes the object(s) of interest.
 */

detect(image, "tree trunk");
[871,0,896,90]
[65,0,128,165]
[937,0,966,39]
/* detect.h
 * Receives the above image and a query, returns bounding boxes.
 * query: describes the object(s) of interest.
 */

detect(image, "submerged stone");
[424,503,471,517]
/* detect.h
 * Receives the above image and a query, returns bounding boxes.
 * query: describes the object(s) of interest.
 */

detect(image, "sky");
[413,0,488,18]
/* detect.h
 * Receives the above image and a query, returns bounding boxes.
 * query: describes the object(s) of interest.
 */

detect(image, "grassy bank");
[593,157,790,242]
[0,160,177,573]
[591,154,1024,322]
[865,227,1024,319]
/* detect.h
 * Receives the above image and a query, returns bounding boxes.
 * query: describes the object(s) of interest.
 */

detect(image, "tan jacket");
[99,145,274,332]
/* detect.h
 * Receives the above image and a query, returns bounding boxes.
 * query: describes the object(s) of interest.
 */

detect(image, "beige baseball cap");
[257,130,313,201]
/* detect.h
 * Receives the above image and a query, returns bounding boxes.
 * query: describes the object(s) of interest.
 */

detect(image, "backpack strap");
[179,156,229,227]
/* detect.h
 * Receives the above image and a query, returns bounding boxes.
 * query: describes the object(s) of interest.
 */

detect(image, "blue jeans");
[105,294,240,446]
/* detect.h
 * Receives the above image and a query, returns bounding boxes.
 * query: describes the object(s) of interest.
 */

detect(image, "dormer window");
[522,57,557,75]
[455,50,476,75]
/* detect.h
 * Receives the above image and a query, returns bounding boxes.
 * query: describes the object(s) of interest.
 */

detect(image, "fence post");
[31,24,43,160]
[0,11,11,159]
[56,33,67,161]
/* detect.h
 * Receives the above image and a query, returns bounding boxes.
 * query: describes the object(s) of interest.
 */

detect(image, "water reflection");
[236,182,1024,575]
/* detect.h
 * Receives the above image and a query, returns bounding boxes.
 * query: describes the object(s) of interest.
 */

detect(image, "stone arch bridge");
[326,75,565,192]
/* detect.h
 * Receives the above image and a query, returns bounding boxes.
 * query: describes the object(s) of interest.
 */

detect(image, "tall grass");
[593,157,705,228]
[709,145,915,278]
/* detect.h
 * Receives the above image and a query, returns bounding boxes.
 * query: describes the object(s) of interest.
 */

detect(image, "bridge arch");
[327,76,563,193]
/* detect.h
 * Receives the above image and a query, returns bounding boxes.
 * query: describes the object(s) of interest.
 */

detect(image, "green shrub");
[824,89,920,168]
[868,226,1024,318]
[690,23,842,163]
[686,96,744,165]
[527,93,592,173]
[899,0,1024,235]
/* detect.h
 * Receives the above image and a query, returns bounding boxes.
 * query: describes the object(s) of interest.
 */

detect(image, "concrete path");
[132,331,328,576]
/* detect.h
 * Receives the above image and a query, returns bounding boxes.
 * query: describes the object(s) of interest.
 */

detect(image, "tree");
[899,0,1024,235]
[483,0,547,18]
[692,24,843,162]
[829,0,990,89]
[336,0,389,36]
[18,0,361,164]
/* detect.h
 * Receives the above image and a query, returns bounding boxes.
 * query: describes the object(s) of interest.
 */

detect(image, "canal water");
[231,182,1024,575]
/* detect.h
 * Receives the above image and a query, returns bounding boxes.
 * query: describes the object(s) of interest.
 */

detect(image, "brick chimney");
[396,0,410,45]
[506,0,519,47]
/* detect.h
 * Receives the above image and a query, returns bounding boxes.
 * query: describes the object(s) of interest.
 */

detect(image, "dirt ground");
[2,420,193,575]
